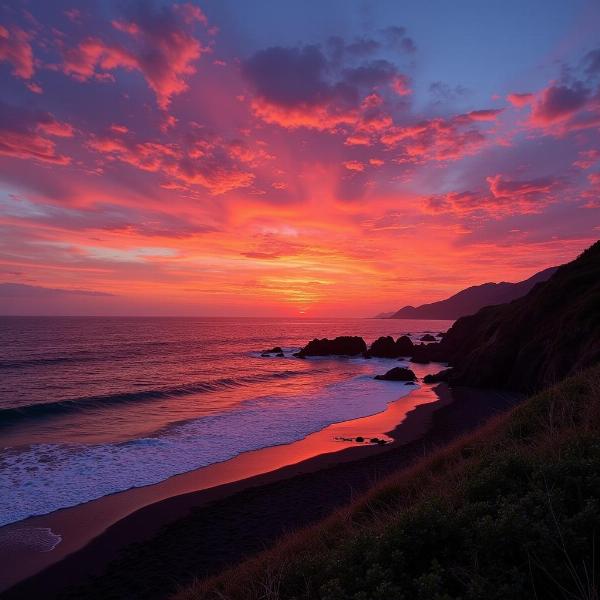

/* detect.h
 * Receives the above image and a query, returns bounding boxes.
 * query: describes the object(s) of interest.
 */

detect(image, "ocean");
[0,316,452,527]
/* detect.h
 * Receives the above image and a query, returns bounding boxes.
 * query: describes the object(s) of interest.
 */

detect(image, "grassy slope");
[177,365,600,600]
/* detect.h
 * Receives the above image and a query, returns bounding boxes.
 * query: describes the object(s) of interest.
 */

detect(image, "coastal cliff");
[425,240,600,392]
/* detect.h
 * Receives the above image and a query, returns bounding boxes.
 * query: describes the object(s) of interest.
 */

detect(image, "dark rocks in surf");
[374,367,417,381]
[263,346,283,354]
[368,336,397,358]
[297,336,367,357]
[368,335,414,358]
[396,335,414,355]
[410,342,446,364]
[276,352,285,357]
[420,334,437,342]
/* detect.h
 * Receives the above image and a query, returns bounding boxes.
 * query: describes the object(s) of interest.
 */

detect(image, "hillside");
[386,266,557,319]
[429,241,600,392]
[178,365,600,600]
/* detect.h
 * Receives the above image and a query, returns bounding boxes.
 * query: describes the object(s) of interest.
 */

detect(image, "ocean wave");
[0,365,417,527]
[0,370,308,426]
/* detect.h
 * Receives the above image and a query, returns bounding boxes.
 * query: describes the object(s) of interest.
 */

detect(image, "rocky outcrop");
[374,367,417,381]
[296,336,367,357]
[368,335,414,358]
[420,334,436,342]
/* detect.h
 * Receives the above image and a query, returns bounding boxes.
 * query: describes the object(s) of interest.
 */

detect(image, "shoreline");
[2,374,520,599]
[0,363,441,594]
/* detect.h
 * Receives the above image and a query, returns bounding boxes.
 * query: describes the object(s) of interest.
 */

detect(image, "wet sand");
[2,370,520,599]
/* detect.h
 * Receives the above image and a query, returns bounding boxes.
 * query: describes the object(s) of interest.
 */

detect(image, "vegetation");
[177,365,600,600]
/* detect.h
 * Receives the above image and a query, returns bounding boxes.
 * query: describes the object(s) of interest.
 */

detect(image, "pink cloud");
[250,97,358,130]
[487,174,560,198]
[457,109,503,122]
[343,160,364,172]
[391,74,411,96]
[506,92,534,107]
[61,3,209,108]
[0,24,34,79]
[87,129,258,195]
[0,104,72,164]
[573,149,600,170]
[423,174,566,218]
[381,115,491,162]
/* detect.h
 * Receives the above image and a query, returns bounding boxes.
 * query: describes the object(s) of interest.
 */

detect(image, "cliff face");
[389,266,557,320]
[436,242,600,392]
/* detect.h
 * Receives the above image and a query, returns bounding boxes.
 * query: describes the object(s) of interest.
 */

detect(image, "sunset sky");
[1,0,599,316]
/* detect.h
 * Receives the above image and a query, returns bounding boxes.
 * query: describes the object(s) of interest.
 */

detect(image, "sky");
[0,0,599,317]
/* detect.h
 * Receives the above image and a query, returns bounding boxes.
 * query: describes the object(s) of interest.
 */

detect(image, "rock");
[355,436,365,443]
[262,346,283,355]
[374,367,417,381]
[276,352,285,357]
[395,335,414,355]
[369,336,398,357]
[436,332,444,338]
[368,335,414,358]
[405,381,416,385]
[423,368,454,383]
[297,336,367,357]
[410,342,445,364]
[420,334,437,342]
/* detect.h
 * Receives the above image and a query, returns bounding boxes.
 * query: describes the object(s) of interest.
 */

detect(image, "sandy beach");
[2,369,519,599]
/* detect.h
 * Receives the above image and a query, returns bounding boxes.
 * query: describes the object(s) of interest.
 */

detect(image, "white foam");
[0,358,416,527]
[0,526,62,552]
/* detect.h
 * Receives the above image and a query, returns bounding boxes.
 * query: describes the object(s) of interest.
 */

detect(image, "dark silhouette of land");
[382,265,557,320]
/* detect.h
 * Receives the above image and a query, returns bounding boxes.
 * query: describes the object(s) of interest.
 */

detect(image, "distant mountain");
[386,266,558,320]
[422,241,600,392]
[374,311,396,319]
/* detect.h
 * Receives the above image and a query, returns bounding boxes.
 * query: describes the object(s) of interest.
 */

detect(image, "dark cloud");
[243,27,414,115]
[242,45,335,107]
[532,83,589,123]
[343,59,398,87]
[381,26,416,53]
[584,48,600,76]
